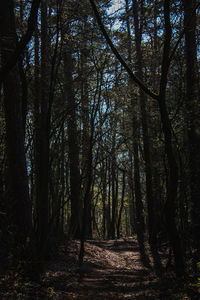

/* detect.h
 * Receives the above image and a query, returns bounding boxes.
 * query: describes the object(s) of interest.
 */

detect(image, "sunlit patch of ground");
[0,238,198,299]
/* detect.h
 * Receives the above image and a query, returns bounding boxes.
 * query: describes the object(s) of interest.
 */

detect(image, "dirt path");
[42,238,173,299]
[1,238,197,299]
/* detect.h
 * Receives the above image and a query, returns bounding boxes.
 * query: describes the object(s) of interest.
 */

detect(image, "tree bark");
[158,0,184,276]
[183,0,200,264]
[34,0,50,264]
[63,29,82,239]
[132,0,156,246]
[0,0,32,253]
[0,0,41,87]
[117,170,125,238]
[125,0,145,244]
[110,120,117,239]
[80,23,92,238]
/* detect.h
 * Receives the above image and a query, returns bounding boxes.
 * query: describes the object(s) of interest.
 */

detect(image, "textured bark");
[60,125,65,235]
[158,0,184,276]
[127,151,136,235]
[132,0,156,246]
[63,31,82,239]
[183,0,200,261]
[0,0,32,247]
[125,0,145,244]
[110,122,117,239]
[117,170,126,238]
[101,157,107,238]
[133,139,145,241]
[0,0,41,86]
[80,25,92,238]
[107,159,112,238]
[34,0,50,262]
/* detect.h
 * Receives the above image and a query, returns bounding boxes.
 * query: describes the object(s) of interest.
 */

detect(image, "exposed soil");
[45,238,160,299]
[0,238,198,299]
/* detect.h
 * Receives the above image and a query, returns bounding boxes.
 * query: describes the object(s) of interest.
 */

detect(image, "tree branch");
[0,0,41,88]
[88,0,159,100]
[159,0,172,96]
[168,2,200,65]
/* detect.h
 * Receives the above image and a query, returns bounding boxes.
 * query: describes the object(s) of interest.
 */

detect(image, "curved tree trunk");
[158,0,184,276]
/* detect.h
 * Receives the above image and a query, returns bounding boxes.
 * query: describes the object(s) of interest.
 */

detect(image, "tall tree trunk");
[80,24,92,238]
[107,159,111,238]
[125,0,145,244]
[132,0,156,246]
[63,29,82,239]
[102,156,107,238]
[110,123,117,239]
[34,0,50,264]
[133,137,145,242]
[128,151,135,235]
[183,0,200,265]
[33,23,39,228]
[158,0,184,276]
[117,170,125,238]
[60,124,65,236]
[0,0,32,258]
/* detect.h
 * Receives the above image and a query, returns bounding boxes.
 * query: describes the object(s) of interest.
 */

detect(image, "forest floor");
[0,238,199,299]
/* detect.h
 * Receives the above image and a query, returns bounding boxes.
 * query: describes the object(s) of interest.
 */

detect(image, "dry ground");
[0,238,198,299]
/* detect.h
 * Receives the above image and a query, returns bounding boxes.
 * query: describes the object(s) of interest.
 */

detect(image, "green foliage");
[47,286,56,296]
[197,262,200,270]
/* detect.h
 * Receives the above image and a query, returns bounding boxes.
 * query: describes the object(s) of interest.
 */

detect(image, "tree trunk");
[183,0,200,265]
[117,170,125,238]
[158,0,184,276]
[110,125,117,239]
[102,157,107,238]
[80,27,92,238]
[0,0,32,258]
[34,0,50,264]
[107,159,111,238]
[125,1,145,244]
[63,29,82,239]
[132,0,156,246]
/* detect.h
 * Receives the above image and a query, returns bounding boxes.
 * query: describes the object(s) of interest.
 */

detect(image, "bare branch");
[88,0,159,101]
[0,0,41,88]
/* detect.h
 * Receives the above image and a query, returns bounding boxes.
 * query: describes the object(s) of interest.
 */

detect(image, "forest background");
[0,0,200,292]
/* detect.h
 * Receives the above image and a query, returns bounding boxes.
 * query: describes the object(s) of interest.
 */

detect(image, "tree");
[0,0,32,263]
[183,0,200,267]
[62,24,82,239]
[131,0,156,247]
[89,0,185,275]
[33,0,51,267]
